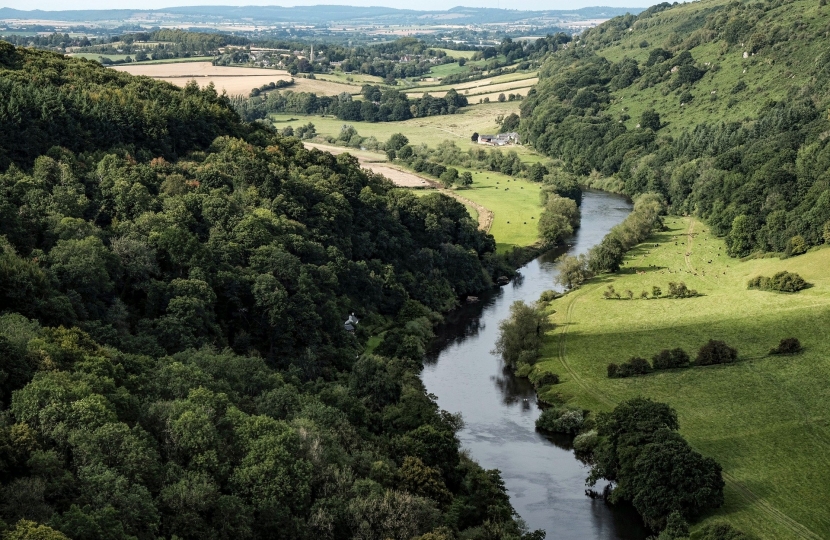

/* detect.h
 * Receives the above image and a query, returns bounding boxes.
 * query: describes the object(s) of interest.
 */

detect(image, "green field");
[270,101,534,154]
[455,168,543,251]
[302,141,543,250]
[406,165,543,250]
[536,217,830,539]
[139,56,215,64]
[434,48,479,59]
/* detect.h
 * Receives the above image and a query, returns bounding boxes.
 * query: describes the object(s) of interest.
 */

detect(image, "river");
[422,190,649,539]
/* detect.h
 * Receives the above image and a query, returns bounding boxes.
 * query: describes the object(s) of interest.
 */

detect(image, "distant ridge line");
[0,5,645,24]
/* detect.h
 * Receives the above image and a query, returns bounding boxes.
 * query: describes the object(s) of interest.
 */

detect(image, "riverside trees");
[589,398,724,530]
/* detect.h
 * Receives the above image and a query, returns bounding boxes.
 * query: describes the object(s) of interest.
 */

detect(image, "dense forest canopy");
[521,0,830,257]
[0,43,538,540]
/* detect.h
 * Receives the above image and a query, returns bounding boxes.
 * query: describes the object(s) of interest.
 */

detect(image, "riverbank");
[422,191,648,539]
[534,216,830,539]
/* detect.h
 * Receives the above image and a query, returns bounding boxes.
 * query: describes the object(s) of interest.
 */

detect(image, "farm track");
[552,217,822,540]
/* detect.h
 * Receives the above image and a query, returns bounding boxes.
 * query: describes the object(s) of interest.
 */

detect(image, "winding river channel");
[422,190,650,539]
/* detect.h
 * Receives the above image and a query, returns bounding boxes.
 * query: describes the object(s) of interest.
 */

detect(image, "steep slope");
[0,43,536,540]
[521,0,830,256]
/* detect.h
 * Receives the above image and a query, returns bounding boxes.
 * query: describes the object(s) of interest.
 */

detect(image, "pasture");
[454,168,543,251]
[270,101,531,154]
[536,216,830,540]
[111,62,358,96]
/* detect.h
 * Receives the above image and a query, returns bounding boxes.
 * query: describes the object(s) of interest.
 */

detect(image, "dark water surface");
[422,190,650,539]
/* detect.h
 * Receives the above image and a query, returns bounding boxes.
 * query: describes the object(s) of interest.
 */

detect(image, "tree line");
[230,85,468,123]
[493,303,729,537]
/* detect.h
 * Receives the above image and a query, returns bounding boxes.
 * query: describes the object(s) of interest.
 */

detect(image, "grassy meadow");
[270,102,531,153]
[453,168,543,251]
[535,216,830,539]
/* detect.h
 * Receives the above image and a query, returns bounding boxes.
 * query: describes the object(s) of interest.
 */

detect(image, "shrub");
[787,235,808,256]
[533,372,561,387]
[697,522,748,540]
[748,271,807,292]
[623,356,652,376]
[657,511,689,540]
[610,356,652,378]
[536,406,584,434]
[538,290,562,303]
[555,254,592,290]
[573,429,599,457]
[667,281,697,298]
[770,337,803,355]
[652,348,690,370]
[695,340,738,366]
[641,109,661,131]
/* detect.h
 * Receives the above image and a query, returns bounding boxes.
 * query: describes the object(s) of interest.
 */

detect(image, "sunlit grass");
[536,216,830,539]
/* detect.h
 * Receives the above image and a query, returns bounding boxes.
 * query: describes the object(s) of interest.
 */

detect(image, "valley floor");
[537,217,830,539]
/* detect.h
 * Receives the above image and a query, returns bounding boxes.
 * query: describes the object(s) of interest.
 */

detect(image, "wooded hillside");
[0,44,536,540]
[521,0,830,257]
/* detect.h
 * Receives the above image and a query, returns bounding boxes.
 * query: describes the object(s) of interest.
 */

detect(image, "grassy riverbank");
[535,216,830,539]
[451,168,543,252]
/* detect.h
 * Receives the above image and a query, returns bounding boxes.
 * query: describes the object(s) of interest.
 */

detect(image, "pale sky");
[0,0,648,12]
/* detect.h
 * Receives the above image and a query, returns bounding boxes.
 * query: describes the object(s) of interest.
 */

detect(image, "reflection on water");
[422,191,649,539]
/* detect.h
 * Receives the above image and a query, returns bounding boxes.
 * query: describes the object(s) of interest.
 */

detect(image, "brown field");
[303,143,430,188]
[407,77,538,99]
[112,62,287,77]
[112,62,358,96]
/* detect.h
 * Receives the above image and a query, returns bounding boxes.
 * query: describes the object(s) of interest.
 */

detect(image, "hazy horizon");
[0,0,650,13]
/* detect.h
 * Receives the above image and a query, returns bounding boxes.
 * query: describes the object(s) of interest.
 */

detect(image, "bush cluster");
[535,406,585,434]
[652,348,691,369]
[747,271,807,292]
[608,341,739,378]
[532,372,561,388]
[770,337,803,355]
[608,356,652,378]
[695,340,738,366]
[603,281,697,300]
